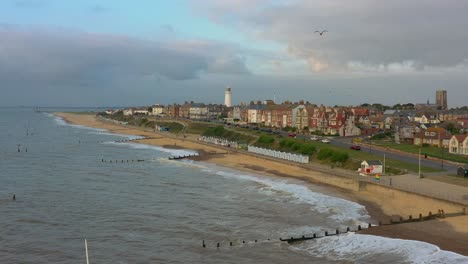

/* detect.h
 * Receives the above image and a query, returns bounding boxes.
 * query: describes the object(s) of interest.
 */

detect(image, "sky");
[1,0,467,107]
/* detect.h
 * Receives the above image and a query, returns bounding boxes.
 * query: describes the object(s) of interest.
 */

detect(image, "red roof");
[454,134,468,143]
[353,108,369,116]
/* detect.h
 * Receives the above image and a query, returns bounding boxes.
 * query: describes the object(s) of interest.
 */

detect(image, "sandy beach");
[56,112,468,256]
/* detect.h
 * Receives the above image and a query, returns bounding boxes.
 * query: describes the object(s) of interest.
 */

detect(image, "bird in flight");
[315,30,328,36]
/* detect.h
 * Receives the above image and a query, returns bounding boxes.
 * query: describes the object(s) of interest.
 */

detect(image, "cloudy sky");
[1,0,467,107]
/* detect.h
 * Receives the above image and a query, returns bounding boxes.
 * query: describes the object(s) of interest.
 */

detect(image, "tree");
[443,122,461,134]
[392,103,402,110]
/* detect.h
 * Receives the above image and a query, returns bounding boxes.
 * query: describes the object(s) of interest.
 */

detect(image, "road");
[330,137,458,174]
[223,123,459,174]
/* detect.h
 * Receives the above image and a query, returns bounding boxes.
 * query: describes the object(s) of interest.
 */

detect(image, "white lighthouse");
[224,86,232,107]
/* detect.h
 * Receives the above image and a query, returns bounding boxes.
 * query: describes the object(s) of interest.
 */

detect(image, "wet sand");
[55,112,468,256]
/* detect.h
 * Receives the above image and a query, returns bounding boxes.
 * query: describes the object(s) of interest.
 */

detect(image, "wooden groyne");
[202,209,465,248]
[101,159,146,163]
[168,154,199,160]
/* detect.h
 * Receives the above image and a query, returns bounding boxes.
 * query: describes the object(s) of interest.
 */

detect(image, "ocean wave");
[88,131,143,140]
[105,141,198,156]
[201,168,369,224]
[47,113,107,132]
[291,233,468,264]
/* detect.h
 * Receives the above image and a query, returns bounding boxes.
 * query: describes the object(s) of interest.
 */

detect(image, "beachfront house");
[449,134,468,155]
[360,160,383,175]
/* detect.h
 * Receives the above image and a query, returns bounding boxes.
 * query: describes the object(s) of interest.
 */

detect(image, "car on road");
[350,145,361,150]
[252,127,259,130]
[288,133,297,138]
[310,136,319,141]
[321,139,331,143]
[272,130,280,134]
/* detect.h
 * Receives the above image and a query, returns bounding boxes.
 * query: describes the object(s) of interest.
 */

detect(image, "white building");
[449,134,468,155]
[123,109,134,116]
[360,160,383,175]
[247,108,260,124]
[225,87,232,107]
[152,105,164,116]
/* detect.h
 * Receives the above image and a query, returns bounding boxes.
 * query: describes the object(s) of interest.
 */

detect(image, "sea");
[0,107,467,264]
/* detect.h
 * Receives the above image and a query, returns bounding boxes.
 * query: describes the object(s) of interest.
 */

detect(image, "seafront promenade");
[95,114,468,207]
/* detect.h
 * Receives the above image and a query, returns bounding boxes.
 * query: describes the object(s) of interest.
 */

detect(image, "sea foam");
[106,141,198,157]
[200,167,369,224]
[291,233,468,264]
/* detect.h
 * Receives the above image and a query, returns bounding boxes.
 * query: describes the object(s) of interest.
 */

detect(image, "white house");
[152,105,165,116]
[247,109,260,124]
[360,160,383,175]
[123,109,134,116]
[414,114,428,124]
[449,134,468,155]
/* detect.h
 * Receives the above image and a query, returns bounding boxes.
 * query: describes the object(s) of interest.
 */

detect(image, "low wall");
[247,146,309,164]
[358,181,467,216]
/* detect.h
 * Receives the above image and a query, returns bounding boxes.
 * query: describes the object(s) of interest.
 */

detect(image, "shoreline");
[54,112,468,256]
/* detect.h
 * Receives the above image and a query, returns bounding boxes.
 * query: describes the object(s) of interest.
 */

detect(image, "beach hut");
[360,160,383,175]
[457,166,468,177]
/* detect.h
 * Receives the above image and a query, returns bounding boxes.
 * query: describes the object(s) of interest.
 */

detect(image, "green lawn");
[185,122,216,134]
[373,141,468,164]
[305,141,441,173]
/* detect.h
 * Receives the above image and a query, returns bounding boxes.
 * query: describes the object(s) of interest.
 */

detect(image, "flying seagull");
[315,30,328,36]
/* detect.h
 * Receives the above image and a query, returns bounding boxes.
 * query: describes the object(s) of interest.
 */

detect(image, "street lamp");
[418,148,422,178]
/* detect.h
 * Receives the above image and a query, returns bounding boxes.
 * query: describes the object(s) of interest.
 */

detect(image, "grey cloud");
[196,0,468,72]
[0,27,250,86]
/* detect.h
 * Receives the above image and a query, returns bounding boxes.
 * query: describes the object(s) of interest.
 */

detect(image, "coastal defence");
[57,112,467,211]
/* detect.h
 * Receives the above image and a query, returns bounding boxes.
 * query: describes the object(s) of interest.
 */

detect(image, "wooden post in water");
[84,239,89,264]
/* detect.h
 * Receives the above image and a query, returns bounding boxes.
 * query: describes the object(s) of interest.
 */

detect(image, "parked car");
[350,145,361,150]
[310,136,319,141]
[321,139,331,143]
[272,130,280,134]
[252,127,259,130]
[288,133,297,138]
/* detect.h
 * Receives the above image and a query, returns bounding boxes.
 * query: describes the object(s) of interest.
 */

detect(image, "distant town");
[104,88,468,157]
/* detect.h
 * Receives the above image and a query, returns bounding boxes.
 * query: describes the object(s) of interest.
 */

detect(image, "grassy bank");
[373,141,468,164]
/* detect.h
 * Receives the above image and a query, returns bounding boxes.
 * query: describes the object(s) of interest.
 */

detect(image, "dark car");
[288,133,297,138]
[272,130,280,134]
[252,127,259,130]
[350,145,361,150]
